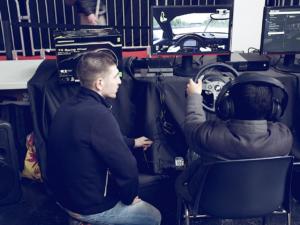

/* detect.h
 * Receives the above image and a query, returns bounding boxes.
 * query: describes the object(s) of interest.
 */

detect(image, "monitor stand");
[276,54,300,73]
[174,56,199,78]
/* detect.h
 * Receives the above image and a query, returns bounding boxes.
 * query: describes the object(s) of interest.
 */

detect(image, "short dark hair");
[231,83,273,120]
[76,51,116,88]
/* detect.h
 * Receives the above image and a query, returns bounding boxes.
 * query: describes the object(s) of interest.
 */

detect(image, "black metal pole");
[3,21,14,60]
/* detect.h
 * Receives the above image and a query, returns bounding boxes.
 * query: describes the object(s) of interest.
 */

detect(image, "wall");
[231,0,265,53]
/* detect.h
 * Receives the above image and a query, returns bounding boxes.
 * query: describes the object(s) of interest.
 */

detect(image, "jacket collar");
[78,87,112,109]
[227,119,268,133]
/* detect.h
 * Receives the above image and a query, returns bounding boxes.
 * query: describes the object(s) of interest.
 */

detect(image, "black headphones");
[215,72,288,121]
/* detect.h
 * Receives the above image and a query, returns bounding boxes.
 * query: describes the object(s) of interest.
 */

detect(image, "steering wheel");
[194,63,239,112]
[173,34,206,50]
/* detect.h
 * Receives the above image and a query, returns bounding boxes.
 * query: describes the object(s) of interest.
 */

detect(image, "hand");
[134,136,153,151]
[186,77,203,96]
[132,196,141,204]
[86,13,98,25]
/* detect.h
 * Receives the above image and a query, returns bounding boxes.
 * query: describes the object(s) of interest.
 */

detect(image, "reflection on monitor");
[261,6,300,72]
[150,5,232,77]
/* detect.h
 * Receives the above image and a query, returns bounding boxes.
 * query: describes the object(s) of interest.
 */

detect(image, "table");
[0,60,43,90]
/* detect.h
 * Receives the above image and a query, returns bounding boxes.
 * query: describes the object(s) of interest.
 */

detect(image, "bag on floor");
[22,133,42,181]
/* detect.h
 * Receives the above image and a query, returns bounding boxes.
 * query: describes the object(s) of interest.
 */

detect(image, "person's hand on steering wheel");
[186,77,204,96]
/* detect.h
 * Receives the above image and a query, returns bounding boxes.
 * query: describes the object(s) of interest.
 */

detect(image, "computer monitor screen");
[151,5,232,56]
[261,6,300,53]
[260,6,300,72]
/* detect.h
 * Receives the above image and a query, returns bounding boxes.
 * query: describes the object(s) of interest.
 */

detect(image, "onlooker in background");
[76,0,107,25]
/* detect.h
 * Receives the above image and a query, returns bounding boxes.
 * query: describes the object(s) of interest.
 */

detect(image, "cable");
[195,55,204,66]
[172,56,177,68]
[124,56,136,80]
[272,55,284,68]
[270,63,300,139]
[247,47,259,53]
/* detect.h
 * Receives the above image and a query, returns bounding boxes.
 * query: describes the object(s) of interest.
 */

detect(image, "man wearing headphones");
[47,51,161,225]
[176,72,293,202]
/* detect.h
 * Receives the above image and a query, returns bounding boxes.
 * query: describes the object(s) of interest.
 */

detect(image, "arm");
[184,79,208,153]
[76,0,98,25]
[123,136,135,149]
[184,79,228,155]
[76,0,96,16]
[91,111,138,205]
[124,136,153,151]
[184,93,207,152]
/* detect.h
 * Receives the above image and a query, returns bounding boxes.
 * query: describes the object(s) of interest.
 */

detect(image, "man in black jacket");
[47,51,161,225]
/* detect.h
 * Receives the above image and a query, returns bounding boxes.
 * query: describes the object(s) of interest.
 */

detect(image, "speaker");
[0,121,22,205]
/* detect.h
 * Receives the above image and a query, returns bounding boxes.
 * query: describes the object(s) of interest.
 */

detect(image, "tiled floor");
[0,178,300,225]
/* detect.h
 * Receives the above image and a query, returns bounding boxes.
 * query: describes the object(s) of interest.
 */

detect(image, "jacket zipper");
[104,169,109,197]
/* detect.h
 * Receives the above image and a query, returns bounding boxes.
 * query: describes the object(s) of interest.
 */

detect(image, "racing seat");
[177,156,294,225]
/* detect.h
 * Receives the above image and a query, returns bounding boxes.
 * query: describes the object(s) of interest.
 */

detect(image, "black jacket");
[184,94,292,159]
[76,0,97,16]
[47,87,138,215]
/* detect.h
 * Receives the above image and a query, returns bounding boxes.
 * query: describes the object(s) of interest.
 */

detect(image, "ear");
[95,78,104,92]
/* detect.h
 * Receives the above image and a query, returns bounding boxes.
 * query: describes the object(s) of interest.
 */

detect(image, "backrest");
[292,162,300,202]
[0,120,22,205]
[194,156,293,219]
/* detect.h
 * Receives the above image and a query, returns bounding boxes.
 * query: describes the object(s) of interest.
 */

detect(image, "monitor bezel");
[150,5,233,57]
[260,5,300,55]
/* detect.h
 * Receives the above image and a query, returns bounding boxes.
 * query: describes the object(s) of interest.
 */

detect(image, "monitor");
[260,6,300,72]
[150,5,232,77]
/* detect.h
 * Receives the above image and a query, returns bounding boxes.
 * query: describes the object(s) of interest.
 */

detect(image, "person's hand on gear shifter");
[186,77,203,96]
[134,136,153,151]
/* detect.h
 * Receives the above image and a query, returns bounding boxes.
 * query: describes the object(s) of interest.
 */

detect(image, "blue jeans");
[68,200,161,225]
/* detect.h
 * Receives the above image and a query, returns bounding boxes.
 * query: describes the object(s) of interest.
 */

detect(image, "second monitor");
[260,6,300,72]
